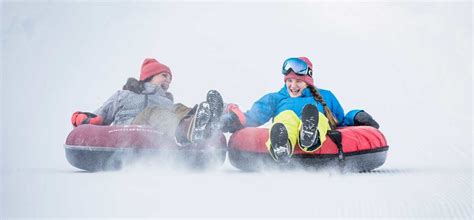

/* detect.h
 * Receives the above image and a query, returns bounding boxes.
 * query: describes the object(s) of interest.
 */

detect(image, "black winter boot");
[299,104,321,152]
[187,102,211,143]
[269,123,292,163]
[206,90,224,133]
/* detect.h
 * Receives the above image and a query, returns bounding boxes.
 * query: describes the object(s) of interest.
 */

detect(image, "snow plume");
[93,132,227,173]
[62,124,225,173]
[121,146,225,173]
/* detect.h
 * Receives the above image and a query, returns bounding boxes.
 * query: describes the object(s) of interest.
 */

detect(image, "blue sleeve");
[343,109,364,126]
[244,93,278,127]
[323,90,365,127]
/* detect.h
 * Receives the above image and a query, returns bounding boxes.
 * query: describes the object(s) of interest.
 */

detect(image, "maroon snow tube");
[64,125,227,171]
[228,126,388,172]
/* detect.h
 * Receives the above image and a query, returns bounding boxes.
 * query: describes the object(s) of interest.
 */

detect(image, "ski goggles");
[281,58,313,77]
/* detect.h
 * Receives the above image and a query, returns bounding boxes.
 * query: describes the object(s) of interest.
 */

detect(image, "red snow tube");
[228,126,388,172]
[64,125,227,171]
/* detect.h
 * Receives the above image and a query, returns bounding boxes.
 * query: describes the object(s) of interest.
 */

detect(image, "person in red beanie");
[71,58,224,145]
[220,57,379,163]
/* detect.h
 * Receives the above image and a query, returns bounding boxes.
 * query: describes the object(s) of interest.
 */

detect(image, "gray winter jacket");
[94,82,174,125]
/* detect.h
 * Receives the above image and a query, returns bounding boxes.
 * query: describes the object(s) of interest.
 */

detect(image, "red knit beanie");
[139,58,172,81]
[298,56,313,69]
[283,57,314,86]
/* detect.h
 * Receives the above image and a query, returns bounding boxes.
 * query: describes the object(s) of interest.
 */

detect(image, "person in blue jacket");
[222,57,379,163]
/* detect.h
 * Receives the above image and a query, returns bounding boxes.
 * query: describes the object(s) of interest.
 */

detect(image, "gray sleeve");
[94,91,124,125]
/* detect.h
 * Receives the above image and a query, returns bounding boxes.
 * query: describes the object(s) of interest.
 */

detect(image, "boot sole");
[206,90,224,130]
[189,102,211,143]
[300,104,320,149]
[269,123,291,163]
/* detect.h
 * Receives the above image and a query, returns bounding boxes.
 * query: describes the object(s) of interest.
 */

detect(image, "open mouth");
[289,88,301,95]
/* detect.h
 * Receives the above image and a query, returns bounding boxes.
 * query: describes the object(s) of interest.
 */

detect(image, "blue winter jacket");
[244,85,362,127]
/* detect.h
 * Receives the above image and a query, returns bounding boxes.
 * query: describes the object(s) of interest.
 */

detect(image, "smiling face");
[285,78,308,97]
[149,72,172,91]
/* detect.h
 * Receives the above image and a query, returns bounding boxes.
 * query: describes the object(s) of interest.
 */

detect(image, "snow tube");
[64,125,227,171]
[228,126,388,172]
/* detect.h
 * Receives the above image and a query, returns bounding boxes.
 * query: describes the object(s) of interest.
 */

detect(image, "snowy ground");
[1,1,472,219]
[2,158,472,218]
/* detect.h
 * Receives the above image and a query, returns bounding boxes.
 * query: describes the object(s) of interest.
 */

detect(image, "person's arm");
[321,89,379,128]
[244,93,278,127]
[329,91,379,128]
[94,91,125,125]
[347,110,379,128]
[342,109,363,126]
[323,91,363,127]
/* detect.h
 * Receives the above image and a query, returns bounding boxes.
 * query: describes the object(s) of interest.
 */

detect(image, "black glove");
[221,112,244,133]
[354,111,379,129]
[122,77,145,94]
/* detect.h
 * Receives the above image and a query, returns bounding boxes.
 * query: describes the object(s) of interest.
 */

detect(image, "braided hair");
[307,84,338,129]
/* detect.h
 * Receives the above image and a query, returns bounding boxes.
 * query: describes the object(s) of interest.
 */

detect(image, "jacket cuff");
[343,109,364,126]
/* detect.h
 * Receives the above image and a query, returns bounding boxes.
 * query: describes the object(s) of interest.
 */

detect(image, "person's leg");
[174,103,199,145]
[185,102,211,144]
[173,103,194,119]
[206,90,224,131]
[131,107,154,126]
[177,90,224,145]
[299,104,330,152]
[131,106,182,139]
[265,110,300,162]
[312,112,330,151]
[265,108,331,162]
[175,90,224,145]
[133,103,217,146]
